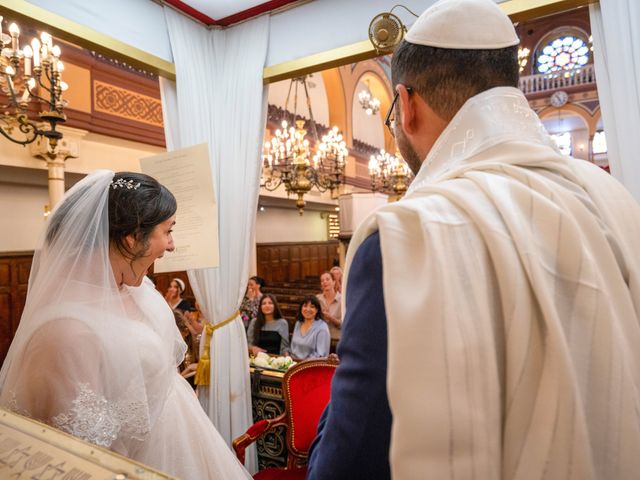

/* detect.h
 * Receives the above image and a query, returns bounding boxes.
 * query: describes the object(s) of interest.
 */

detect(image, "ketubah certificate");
[140,143,219,273]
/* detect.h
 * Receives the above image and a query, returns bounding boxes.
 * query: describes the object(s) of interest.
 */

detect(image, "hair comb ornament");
[110,178,141,190]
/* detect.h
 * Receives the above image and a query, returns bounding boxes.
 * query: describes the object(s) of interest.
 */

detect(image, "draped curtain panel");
[161,8,270,474]
[589,1,640,201]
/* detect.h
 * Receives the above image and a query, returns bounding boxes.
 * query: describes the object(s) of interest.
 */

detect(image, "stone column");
[30,135,79,209]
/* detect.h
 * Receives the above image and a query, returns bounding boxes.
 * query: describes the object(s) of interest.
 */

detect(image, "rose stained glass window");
[536,36,590,74]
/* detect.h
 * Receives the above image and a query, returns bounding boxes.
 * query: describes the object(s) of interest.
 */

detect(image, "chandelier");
[262,76,348,214]
[358,79,380,115]
[517,47,530,73]
[0,18,68,151]
[368,149,412,197]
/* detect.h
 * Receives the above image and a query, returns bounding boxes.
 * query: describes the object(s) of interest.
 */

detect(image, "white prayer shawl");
[344,87,640,479]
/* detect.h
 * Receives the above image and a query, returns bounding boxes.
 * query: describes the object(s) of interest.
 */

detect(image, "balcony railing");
[519,64,596,95]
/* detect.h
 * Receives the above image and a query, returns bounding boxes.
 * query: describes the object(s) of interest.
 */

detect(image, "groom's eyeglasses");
[384,86,413,138]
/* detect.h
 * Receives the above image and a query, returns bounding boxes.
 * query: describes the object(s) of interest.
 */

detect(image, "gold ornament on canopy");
[0,18,68,151]
[261,76,348,214]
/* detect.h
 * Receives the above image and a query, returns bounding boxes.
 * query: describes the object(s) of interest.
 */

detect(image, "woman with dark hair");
[247,293,290,355]
[0,171,250,479]
[164,277,192,311]
[290,295,330,360]
[240,275,265,330]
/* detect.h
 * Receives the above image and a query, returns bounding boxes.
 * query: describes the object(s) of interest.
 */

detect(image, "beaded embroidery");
[110,178,141,190]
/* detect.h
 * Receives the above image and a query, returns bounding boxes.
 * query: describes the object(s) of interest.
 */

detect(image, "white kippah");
[405,0,520,49]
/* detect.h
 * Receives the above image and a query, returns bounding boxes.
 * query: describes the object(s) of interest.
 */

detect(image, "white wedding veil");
[0,170,185,455]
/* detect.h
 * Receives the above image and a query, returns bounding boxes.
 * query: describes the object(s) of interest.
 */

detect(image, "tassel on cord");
[195,310,240,386]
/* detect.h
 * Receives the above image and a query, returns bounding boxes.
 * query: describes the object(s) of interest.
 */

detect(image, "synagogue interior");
[0,0,635,477]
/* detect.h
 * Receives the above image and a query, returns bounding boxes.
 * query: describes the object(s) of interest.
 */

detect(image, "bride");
[0,170,251,479]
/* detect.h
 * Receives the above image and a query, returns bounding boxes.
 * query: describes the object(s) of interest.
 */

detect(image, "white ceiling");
[177,1,276,20]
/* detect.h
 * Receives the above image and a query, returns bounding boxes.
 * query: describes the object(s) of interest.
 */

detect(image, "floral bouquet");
[250,352,296,371]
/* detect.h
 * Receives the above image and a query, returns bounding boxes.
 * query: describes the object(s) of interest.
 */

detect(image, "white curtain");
[161,8,270,474]
[589,1,640,201]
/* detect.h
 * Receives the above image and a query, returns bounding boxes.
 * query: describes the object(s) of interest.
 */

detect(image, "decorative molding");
[93,81,163,128]
[577,100,600,115]
[90,51,158,80]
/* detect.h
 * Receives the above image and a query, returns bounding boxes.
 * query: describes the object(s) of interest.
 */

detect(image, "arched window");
[536,30,590,75]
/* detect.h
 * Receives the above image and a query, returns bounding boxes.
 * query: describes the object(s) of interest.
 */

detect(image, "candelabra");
[0,18,68,151]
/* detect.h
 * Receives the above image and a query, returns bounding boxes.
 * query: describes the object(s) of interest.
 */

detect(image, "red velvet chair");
[233,358,339,480]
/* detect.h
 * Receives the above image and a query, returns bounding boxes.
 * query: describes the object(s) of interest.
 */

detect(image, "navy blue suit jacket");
[307,232,392,480]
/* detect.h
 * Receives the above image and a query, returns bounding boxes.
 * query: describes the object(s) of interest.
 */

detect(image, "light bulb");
[40,32,52,47]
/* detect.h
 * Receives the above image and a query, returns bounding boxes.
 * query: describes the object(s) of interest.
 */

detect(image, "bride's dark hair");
[46,171,176,262]
[108,172,177,261]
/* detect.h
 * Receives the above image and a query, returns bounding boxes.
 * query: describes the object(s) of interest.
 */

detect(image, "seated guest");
[290,296,330,360]
[174,310,198,389]
[247,293,290,355]
[330,266,343,293]
[240,276,265,331]
[316,271,342,343]
[164,277,192,312]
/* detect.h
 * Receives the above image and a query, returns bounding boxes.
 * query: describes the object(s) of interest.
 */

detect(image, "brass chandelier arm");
[261,174,285,192]
[0,114,40,145]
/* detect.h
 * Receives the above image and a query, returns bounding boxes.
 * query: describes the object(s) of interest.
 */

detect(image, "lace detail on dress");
[4,391,30,417]
[51,383,149,448]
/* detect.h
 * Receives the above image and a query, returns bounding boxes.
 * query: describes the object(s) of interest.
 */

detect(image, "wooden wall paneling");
[279,246,290,284]
[289,246,301,282]
[300,245,311,279]
[310,244,320,275]
[13,258,31,331]
[270,247,279,284]
[0,254,33,366]
[256,247,271,285]
[0,262,9,287]
[0,260,11,367]
[257,241,339,284]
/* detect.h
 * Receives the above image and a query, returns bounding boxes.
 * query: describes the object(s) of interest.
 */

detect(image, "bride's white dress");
[0,170,251,479]
[1,278,251,480]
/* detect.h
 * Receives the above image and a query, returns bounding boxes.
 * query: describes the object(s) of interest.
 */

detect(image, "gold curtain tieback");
[194,309,240,386]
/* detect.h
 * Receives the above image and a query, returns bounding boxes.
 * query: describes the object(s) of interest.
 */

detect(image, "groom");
[308,0,640,479]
